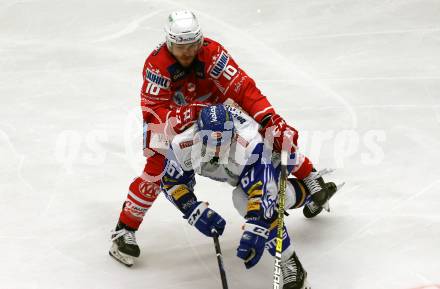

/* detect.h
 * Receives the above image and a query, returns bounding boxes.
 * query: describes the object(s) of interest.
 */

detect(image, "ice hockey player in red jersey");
[109,10,335,266]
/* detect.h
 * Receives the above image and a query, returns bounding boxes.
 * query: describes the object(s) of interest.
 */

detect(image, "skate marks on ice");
[193,10,358,128]
[321,179,440,258]
[435,106,440,124]
[0,128,24,177]
[93,10,164,43]
[0,129,43,228]
[407,285,440,289]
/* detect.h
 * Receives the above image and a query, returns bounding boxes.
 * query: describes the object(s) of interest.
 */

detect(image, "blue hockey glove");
[186,202,226,237]
[236,220,270,269]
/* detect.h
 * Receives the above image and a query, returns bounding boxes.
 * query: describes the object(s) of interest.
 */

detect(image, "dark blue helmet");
[197,105,234,157]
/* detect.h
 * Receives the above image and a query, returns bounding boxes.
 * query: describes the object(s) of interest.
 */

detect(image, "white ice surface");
[1,1,440,289]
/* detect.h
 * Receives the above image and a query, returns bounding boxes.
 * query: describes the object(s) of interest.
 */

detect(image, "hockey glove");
[167,102,207,134]
[236,220,269,269]
[259,113,298,153]
[186,202,226,237]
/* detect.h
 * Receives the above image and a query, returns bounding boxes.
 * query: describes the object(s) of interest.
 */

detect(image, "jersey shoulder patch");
[145,68,171,89]
[209,50,229,79]
[200,38,230,79]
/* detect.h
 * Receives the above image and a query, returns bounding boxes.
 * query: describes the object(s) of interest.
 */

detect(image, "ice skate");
[281,252,311,289]
[301,169,330,206]
[109,222,140,267]
[303,182,344,218]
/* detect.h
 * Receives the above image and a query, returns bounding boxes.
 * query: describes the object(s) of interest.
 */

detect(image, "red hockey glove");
[167,102,207,134]
[259,113,298,153]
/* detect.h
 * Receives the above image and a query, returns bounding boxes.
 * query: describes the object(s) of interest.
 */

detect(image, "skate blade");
[323,182,345,212]
[109,243,135,267]
[301,274,312,289]
[322,201,330,212]
[318,181,344,213]
[318,168,335,176]
[337,182,345,191]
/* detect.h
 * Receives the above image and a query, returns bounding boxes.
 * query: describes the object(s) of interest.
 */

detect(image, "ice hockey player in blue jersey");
[161,103,338,289]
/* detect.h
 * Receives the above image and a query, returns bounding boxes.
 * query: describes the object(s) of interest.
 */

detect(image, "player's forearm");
[240,147,276,223]
[163,184,198,215]
[239,170,267,222]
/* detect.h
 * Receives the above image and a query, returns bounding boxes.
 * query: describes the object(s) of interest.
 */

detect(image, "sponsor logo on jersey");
[123,201,148,218]
[234,75,246,92]
[211,131,223,139]
[209,51,229,79]
[182,199,197,211]
[171,186,189,200]
[234,114,246,124]
[167,63,186,82]
[210,106,218,122]
[235,134,249,147]
[225,105,247,124]
[146,69,171,89]
[184,159,192,168]
[139,182,160,198]
[179,140,194,149]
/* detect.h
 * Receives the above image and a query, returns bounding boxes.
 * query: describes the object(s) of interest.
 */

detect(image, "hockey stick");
[272,150,289,289]
[212,229,229,289]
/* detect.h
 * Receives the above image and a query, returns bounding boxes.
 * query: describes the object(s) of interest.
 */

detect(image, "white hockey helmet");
[165,10,203,50]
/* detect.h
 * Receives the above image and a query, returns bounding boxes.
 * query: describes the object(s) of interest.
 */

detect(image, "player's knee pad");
[285,181,296,209]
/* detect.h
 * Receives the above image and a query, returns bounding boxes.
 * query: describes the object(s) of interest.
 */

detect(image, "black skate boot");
[303,182,338,218]
[281,252,310,289]
[109,222,140,267]
[301,169,330,207]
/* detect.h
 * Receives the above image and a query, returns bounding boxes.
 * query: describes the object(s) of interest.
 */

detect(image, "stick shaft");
[213,235,229,289]
[272,150,289,289]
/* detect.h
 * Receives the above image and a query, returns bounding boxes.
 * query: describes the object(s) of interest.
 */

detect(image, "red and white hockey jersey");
[140,38,275,135]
